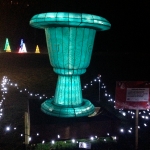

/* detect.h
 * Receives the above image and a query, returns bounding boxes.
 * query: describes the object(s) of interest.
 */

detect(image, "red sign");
[115,81,150,110]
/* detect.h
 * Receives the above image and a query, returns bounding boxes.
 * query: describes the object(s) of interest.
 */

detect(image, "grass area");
[30,137,117,150]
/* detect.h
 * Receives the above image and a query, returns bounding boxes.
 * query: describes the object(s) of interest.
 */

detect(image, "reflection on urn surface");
[30,12,111,117]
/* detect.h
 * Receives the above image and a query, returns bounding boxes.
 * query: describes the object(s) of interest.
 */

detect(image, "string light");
[1,75,150,146]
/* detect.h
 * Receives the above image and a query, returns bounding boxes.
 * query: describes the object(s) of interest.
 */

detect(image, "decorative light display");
[1,74,150,146]
[18,39,27,53]
[30,12,111,117]
[4,38,11,52]
[35,45,40,53]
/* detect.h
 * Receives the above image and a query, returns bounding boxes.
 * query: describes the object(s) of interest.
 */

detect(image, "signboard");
[115,81,150,109]
[79,142,91,149]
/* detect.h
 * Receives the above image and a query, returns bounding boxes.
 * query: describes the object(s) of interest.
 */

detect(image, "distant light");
[42,140,45,144]
[120,129,124,133]
[72,139,75,143]
[128,130,131,133]
[21,134,23,136]
[51,140,55,144]
[29,137,31,141]
[57,135,60,138]
[112,136,117,140]
[6,126,10,131]
[145,116,149,119]
[37,133,39,136]
[104,139,106,141]
[90,136,94,140]
[14,127,17,130]
[122,112,126,116]
[107,133,109,136]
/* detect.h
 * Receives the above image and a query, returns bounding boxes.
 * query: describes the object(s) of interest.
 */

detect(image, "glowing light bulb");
[72,139,75,143]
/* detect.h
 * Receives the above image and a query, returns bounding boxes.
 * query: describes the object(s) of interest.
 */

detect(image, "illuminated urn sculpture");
[30,12,111,117]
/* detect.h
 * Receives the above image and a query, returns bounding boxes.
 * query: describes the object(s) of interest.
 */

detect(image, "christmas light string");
[1,75,150,144]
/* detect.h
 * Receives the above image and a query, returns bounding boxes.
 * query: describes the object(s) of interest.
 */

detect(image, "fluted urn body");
[30,12,111,117]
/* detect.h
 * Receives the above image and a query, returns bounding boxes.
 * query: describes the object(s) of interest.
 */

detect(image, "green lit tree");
[4,38,11,52]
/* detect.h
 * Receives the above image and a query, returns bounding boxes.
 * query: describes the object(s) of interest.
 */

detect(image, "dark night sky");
[0,0,150,52]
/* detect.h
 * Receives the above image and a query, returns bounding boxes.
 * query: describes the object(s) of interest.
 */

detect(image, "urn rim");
[30,12,111,31]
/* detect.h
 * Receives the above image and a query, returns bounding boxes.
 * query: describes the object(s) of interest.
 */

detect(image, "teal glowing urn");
[30,12,111,117]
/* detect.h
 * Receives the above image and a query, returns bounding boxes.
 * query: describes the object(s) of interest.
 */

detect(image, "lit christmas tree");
[18,39,27,53]
[35,45,40,53]
[4,38,11,52]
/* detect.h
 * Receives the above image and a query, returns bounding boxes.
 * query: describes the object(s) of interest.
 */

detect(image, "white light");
[14,127,16,130]
[104,139,106,141]
[122,112,126,116]
[112,136,117,140]
[21,134,23,136]
[120,129,124,133]
[51,140,55,144]
[29,137,31,141]
[128,130,131,133]
[107,133,109,136]
[42,140,45,144]
[72,139,75,143]
[145,116,149,119]
[144,123,147,126]
[90,136,94,140]
[57,135,60,138]
[37,133,39,136]
[6,126,10,131]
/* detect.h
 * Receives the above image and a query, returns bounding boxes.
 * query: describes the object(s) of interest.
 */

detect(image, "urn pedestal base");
[41,99,95,117]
